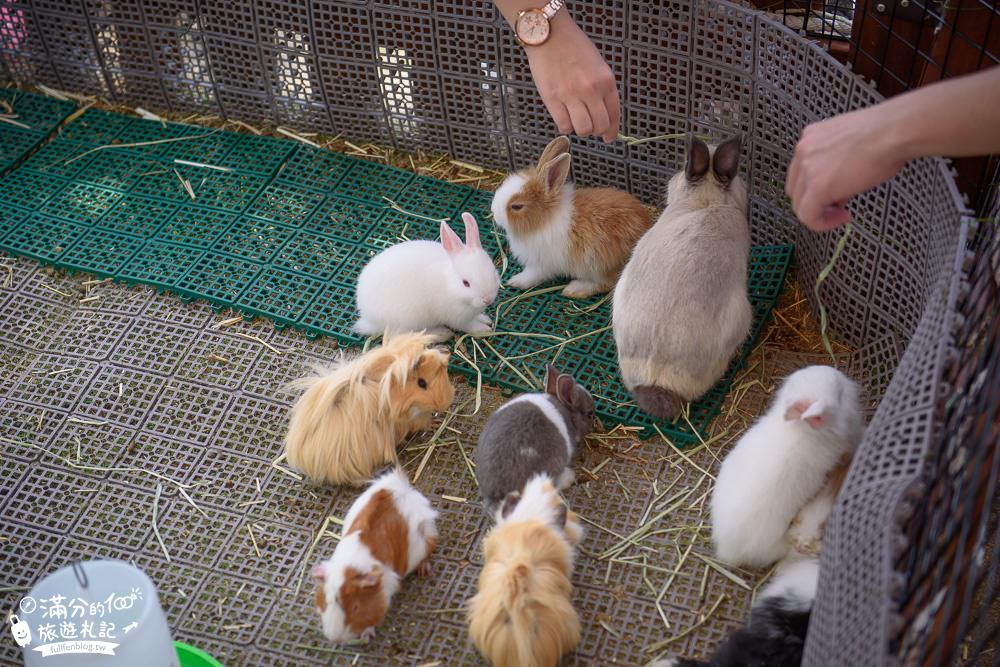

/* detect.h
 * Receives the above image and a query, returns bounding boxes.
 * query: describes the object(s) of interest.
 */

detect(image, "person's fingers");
[543,98,574,136]
[603,89,621,143]
[794,188,824,232]
[785,153,800,202]
[586,97,610,143]
[819,204,852,230]
[566,102,594,137]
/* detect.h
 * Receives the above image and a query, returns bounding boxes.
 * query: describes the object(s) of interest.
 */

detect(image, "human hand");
[786,106,907,231]
[525,17,620,143]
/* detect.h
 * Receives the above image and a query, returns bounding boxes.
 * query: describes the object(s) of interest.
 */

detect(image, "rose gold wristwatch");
[514,0,566,46]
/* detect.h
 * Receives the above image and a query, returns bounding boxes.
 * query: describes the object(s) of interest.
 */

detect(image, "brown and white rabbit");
[613,134,751,420]
[284,333,455,486]
[491,136,653,298]
[467,474,583,667]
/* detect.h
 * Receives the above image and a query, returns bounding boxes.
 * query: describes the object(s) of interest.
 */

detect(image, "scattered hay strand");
[692,553,752,590]
[0,116,31,129]
[815,223,852,362]
[382,196,450,224]
[645,593,728,654]
[62,130,222,166]
[174,158,232,172]
[213,315,244,329]
[276,127,320,147]
[173,168,196,201]
[441,494,467,504]
[231,332,286,355]
[618,132,711,146]
[152,482,171,563]
[246,523,262,558]
[41,284,74,298]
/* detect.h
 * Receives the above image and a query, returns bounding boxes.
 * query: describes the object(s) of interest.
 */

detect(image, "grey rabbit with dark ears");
[474,364,596,512]
[613,133,752,421]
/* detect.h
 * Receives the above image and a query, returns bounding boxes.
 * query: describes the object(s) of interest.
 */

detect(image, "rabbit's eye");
[511,203,524,212]
[462,279,470,288]
[418,378,427,389]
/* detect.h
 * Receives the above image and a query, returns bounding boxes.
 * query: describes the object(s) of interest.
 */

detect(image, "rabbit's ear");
[461,212,482,250]
[440,221,465,256]
[537,136,570,169]
[686,134,711,182]
[556,374,575,407]
[545,364,561,396]
[712,133,743,185]
[542,153,572,192]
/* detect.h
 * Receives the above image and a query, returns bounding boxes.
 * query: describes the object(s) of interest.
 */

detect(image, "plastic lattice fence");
[0,108,792,442]
[0,90,75,175]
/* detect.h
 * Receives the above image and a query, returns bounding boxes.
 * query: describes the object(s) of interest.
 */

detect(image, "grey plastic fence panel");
[0,1,973,664]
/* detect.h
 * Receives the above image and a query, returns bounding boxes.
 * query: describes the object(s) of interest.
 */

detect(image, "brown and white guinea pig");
[491,136,654,299]
[284,333,455,485]
[468,474,584,667]
[312,467,438,644]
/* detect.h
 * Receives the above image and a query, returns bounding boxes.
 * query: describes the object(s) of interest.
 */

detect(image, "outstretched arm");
[786,66,1000,231]
[493,0,620,143]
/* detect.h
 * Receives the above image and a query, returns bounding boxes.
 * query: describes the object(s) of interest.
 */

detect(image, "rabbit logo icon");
[10,615,31,648]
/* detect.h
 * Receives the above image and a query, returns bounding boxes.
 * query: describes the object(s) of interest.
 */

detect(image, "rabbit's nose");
[480,295,491,305]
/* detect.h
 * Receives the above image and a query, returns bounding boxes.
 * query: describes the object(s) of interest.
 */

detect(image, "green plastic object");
[0,108,793,442]
[0,90,76,176]
[175,641,224,667]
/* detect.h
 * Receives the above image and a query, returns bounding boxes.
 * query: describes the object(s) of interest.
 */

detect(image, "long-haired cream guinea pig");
[491,136,653,298]
[354,213,501,342]
[284,333,455,485]
[312,467,438,643]
[613,133,751,420]
[711,365,864,567]
[468,474,583,667]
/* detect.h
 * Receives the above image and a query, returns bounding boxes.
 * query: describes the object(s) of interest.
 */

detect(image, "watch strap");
[541,0,565,19]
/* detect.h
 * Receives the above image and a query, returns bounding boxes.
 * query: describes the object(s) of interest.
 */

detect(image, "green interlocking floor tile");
[0,90,76,174]
[0,106,794,441]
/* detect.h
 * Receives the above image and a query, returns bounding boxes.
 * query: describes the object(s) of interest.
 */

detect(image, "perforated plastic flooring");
[0,90,76,175]
[0,258,805,666]
[0,104,792,443]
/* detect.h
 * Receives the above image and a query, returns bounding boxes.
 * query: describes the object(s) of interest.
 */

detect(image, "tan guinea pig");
[284,332,455,486]
[468,474,584,667]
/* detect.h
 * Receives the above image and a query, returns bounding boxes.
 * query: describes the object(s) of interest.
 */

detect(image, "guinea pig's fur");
[313,467,438,644]
[284,333,455,485]
[787,455,851,555]
[468,475,583,667]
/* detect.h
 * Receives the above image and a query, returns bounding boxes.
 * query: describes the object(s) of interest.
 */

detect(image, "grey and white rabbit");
[474,364,595,512]
[613,134,751,420]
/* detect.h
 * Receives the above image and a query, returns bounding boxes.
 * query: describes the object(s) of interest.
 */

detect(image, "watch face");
[516,9,550,46]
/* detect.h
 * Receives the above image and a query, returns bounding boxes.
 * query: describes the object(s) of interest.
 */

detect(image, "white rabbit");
[711,365,864,567]
[354,213,501,342]
[613,134,751,420]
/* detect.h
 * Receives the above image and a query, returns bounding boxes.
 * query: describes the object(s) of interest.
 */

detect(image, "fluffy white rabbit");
[711,365,864,567]
[354,213,501,342]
